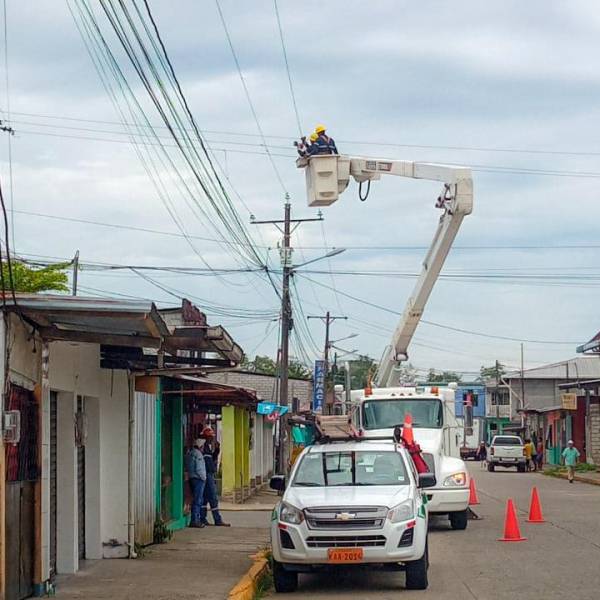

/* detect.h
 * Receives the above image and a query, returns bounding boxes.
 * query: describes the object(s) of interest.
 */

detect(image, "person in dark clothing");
[200,426,230,527]
[185,439,207,528]
[475,441,487,469]
[311,124,338,155]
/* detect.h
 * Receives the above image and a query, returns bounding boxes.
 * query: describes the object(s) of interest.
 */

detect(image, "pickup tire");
[405,539,429,590]
[487,463,495,472]
[517,464,526,473]
[449,509,468,530]
[272,560,298,593]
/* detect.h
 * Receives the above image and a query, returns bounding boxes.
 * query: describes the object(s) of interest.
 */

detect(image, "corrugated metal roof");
[505,356,600,380]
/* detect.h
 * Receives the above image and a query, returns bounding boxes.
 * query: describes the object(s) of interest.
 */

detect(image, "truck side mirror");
[418,473,436,489]
[270,475,286,492]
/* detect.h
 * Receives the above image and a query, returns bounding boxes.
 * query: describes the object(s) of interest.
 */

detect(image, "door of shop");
[5,384,39,600]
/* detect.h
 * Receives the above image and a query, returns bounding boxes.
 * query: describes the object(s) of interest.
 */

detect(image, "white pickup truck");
[487,435,526,472]
[270,441,435,592]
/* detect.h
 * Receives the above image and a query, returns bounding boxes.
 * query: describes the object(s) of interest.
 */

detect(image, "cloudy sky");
[2,0,600,378]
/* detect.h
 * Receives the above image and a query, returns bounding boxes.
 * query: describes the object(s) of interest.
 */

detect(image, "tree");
[288,358,312,380]
[426,369,462,383]
[239,354,312,380]
[335,355,378,389]
[479,362,506,382]
[2,260,70,293]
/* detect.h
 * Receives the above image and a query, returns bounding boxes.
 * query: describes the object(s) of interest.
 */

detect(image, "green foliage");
[544,463,597,477]
[153,517,172,544]
[479,362,506,382]
[2,260,70,293]
[426,369,463,383]
[335,355,377,389]
[240,354,312,380]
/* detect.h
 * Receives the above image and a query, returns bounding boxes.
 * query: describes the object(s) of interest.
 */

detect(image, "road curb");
[549,472,600,486]
[228,551,270,600]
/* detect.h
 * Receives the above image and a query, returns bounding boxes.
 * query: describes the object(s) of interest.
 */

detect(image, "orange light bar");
[431,386,439,394]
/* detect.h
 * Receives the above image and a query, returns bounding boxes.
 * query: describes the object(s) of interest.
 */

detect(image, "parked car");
[269,441,436,592]
[487,435,526,472]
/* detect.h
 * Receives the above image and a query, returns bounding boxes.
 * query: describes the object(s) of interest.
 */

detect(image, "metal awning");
[162,377,258,408]
[3,294,243,372]
[558,379,600,392]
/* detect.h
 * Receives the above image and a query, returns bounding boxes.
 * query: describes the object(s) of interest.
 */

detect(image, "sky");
[2,0,600,379]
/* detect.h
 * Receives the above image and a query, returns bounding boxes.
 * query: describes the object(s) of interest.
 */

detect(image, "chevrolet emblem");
[335,512,356,521]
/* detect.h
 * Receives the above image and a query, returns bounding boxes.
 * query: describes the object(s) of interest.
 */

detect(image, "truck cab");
[351,385,471,530]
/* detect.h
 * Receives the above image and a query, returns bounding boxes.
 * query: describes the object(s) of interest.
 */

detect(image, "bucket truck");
[297,154,473,529]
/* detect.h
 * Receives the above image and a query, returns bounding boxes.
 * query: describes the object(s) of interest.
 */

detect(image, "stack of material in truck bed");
[315,415,359,442]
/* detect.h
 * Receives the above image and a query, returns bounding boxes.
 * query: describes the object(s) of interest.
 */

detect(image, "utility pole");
[72,250,80,296]
[251,199,323,473]
[520,343,525,428]
[307,312,347,414]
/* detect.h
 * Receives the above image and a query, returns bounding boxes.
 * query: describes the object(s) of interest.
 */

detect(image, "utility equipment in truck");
[297,153,473,529]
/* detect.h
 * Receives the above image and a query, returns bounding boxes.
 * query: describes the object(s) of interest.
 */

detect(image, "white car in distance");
[269,441,435,592]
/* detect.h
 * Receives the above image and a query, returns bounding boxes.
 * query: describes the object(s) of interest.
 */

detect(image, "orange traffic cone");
[469,478,480,505]
[527,486,545,523]
[402,413,414,444]
[498,499,526,542]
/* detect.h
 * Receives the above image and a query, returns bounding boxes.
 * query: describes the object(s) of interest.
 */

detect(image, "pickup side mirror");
[418,473,437,489]
[270,475,286,492]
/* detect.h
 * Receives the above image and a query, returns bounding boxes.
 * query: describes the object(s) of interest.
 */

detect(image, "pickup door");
[491,437,524,460]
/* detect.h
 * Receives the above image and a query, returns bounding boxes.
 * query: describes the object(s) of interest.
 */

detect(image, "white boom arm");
[297,155,473,387]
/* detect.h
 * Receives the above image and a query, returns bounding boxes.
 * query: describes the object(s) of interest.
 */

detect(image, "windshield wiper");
[293,482,321,487]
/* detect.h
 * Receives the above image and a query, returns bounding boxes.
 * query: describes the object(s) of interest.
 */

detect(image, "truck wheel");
[449,509,468,530]
[405,540,429,590]
[517,465,526,473]
[272,559,298,593]
[487,463,495,472]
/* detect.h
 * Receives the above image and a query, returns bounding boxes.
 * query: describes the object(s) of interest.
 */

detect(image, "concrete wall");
[589,403,600,465]
[5,316,131,582]
[207,371,312,406]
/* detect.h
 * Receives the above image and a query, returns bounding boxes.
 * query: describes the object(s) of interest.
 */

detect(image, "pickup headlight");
[443,472,467,487]
[279,502,304,525]
[387,500,414,523]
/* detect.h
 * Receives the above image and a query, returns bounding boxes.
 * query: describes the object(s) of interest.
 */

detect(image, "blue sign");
[313,359,326,413]
[257,401,289,419]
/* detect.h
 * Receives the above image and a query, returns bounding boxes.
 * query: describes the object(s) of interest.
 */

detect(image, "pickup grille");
[304,506,388,530]
[306,535,386,548]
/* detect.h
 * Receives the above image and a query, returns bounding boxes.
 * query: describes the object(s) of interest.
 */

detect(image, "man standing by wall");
[200,426,230,527]
[185,439,207,527]
[562,440,581,483]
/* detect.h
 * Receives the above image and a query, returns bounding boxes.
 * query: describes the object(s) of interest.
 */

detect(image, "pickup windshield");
[293,450,408,487]
[493,436,522,446]
[362,398,443,430]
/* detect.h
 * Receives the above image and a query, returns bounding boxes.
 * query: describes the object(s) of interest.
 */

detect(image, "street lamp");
[329,332,358,347]
[292,247,346,270]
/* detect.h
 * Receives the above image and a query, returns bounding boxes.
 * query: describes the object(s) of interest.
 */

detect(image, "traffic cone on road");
[469,478,480,505]
[498,499,527,542]
[402,413,414,444]
[527,486,545,523]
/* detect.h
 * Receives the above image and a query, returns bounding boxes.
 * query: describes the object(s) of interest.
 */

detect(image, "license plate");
[327,548,364,563]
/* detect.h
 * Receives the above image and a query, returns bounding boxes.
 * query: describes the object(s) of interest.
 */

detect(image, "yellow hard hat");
[315,124,326,134]
[310,132,318,142]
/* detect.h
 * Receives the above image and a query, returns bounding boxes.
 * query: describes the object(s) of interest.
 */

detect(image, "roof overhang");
[162,377,258,407]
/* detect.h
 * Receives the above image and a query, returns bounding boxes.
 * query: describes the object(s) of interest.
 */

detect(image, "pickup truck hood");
[284,485,411,510]
[363,427,443,454]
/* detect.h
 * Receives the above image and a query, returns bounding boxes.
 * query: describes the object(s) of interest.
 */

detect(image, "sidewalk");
[54,509,271,600]
[545,468,600,486]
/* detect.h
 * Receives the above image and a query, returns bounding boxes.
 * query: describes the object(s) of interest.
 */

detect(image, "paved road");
[268,468,600,599]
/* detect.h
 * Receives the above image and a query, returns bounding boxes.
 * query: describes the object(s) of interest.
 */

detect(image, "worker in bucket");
[312,124,338,155]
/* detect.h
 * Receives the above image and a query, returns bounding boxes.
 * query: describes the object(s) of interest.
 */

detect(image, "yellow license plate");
[327,548,364,563]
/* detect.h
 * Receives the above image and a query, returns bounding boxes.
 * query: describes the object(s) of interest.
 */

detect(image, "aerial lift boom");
[297,154,473,388]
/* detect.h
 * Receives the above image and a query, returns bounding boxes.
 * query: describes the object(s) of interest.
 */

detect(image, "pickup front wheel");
[449,509,468,530]
[272,560,298,593]
[487,463,495,472]
[405,539,429,590]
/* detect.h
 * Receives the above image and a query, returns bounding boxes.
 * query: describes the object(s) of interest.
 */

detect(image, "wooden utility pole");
[251,200,322,473]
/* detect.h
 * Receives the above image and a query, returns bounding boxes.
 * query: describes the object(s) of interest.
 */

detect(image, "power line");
[296,273,583,345]
[214,0,288,194]
[273,0,302,137]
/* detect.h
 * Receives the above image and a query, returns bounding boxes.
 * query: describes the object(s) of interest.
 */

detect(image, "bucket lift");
[297,154,473,387]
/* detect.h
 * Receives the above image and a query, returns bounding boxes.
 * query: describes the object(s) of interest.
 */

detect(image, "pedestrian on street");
[536,439,544,471]
[185,438,207,528]
[562,440,581,483]
[475,441,487,469]
[524,438,535,471]
[200,426,230,527]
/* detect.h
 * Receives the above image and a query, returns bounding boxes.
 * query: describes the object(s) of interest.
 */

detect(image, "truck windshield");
[362,398,443,430]
[293,450,408,487]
